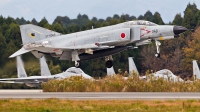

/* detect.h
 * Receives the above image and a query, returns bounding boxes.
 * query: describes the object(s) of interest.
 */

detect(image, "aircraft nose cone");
[173,26,188,35]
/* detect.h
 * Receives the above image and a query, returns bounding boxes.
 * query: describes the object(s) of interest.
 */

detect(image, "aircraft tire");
[105,60,113,68]
[75,61,81,68]
[155,53,160,58]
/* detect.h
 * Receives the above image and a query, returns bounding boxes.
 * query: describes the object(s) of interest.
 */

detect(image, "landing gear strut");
[105,55,113,68]
[155,40,161,58]
[72,50,80,68]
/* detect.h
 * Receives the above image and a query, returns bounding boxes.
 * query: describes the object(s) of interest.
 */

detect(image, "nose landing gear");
[155,40,161,58]
[75,61,80,68]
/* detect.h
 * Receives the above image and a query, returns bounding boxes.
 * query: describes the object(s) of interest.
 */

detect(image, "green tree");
[91,17,97,22]
[182,3,198,29]
[53,16,70,27]
[31,18,38,25]
[138,15,144,20]
[5,16,16,24]
[194,10,200,26]
[38,17,49,27]
[124,14,136,21]
[0,15,4,25]
[4,23,21,47]
[183,27,200,73]
[172,13,183,26]
[49,60,61,74]
[15,17,27,25]
[106,17,112,22]
[144,10,153,21]
[113,14,120,19]
[0,33,6,66]
[52,22,64,33]
[152,12,164,25]
[120,15,126,22]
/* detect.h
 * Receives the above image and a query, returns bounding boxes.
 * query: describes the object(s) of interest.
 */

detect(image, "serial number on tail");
[45,34,56,38]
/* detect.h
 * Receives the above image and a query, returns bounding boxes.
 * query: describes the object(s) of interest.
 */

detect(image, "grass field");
[0,99,200,112]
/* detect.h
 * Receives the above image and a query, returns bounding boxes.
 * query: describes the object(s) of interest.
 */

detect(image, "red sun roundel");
[121,33,126,38]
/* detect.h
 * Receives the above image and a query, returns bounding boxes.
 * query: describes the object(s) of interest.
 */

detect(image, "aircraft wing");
[47,44,111,50]
[97,40,123,46]
[0,76,56,82]
[0,81,24,84]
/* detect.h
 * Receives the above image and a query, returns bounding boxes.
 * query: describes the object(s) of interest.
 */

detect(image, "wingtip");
[9,55,15,58]
[8,48,31,58]
[9,54,18,58]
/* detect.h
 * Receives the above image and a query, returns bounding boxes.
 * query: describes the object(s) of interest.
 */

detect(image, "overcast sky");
[0,0,200,24]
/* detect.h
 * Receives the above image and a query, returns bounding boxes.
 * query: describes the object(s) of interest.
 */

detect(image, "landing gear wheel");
[105,60,113,68]
[155,53,160,58]
[75,61,80,68]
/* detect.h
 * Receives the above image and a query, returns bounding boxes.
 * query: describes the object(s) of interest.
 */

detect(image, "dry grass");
[42,75,200,92]
[0,99,200,112]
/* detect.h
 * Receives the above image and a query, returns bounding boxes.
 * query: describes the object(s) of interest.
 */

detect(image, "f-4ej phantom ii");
[9,20,188,68]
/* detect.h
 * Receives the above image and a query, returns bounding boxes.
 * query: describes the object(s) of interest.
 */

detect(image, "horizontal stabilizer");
[9,48,31,58]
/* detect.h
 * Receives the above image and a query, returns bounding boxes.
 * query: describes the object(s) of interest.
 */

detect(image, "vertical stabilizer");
[17,56,27,78]
[40,56,51,76]
[107,67,116,76]
[20,24,61,45]
[128,57,139,76]
[193,60,200,79]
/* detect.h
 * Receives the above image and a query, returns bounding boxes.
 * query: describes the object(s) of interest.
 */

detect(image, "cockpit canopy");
[66,67,84,74]
[155,69,174,76]
[124,20,158,26]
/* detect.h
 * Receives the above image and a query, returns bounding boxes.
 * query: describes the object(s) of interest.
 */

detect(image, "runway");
[0,90,200,100]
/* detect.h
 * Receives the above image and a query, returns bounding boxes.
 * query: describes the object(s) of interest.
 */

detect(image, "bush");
[42,75,200,92]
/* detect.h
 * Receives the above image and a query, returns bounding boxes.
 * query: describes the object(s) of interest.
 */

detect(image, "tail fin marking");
[20,24,61,45]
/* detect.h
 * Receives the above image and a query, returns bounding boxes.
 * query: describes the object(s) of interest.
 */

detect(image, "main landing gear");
[155,40,161,58]
[105,55,113,68]
[75,61,80,68]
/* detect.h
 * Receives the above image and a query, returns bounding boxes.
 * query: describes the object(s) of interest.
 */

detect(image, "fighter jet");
[9,20,188,68]
[128,57,184,82]
[0,56,92,87]
[129,57,200,82]
[108,57,184,82]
